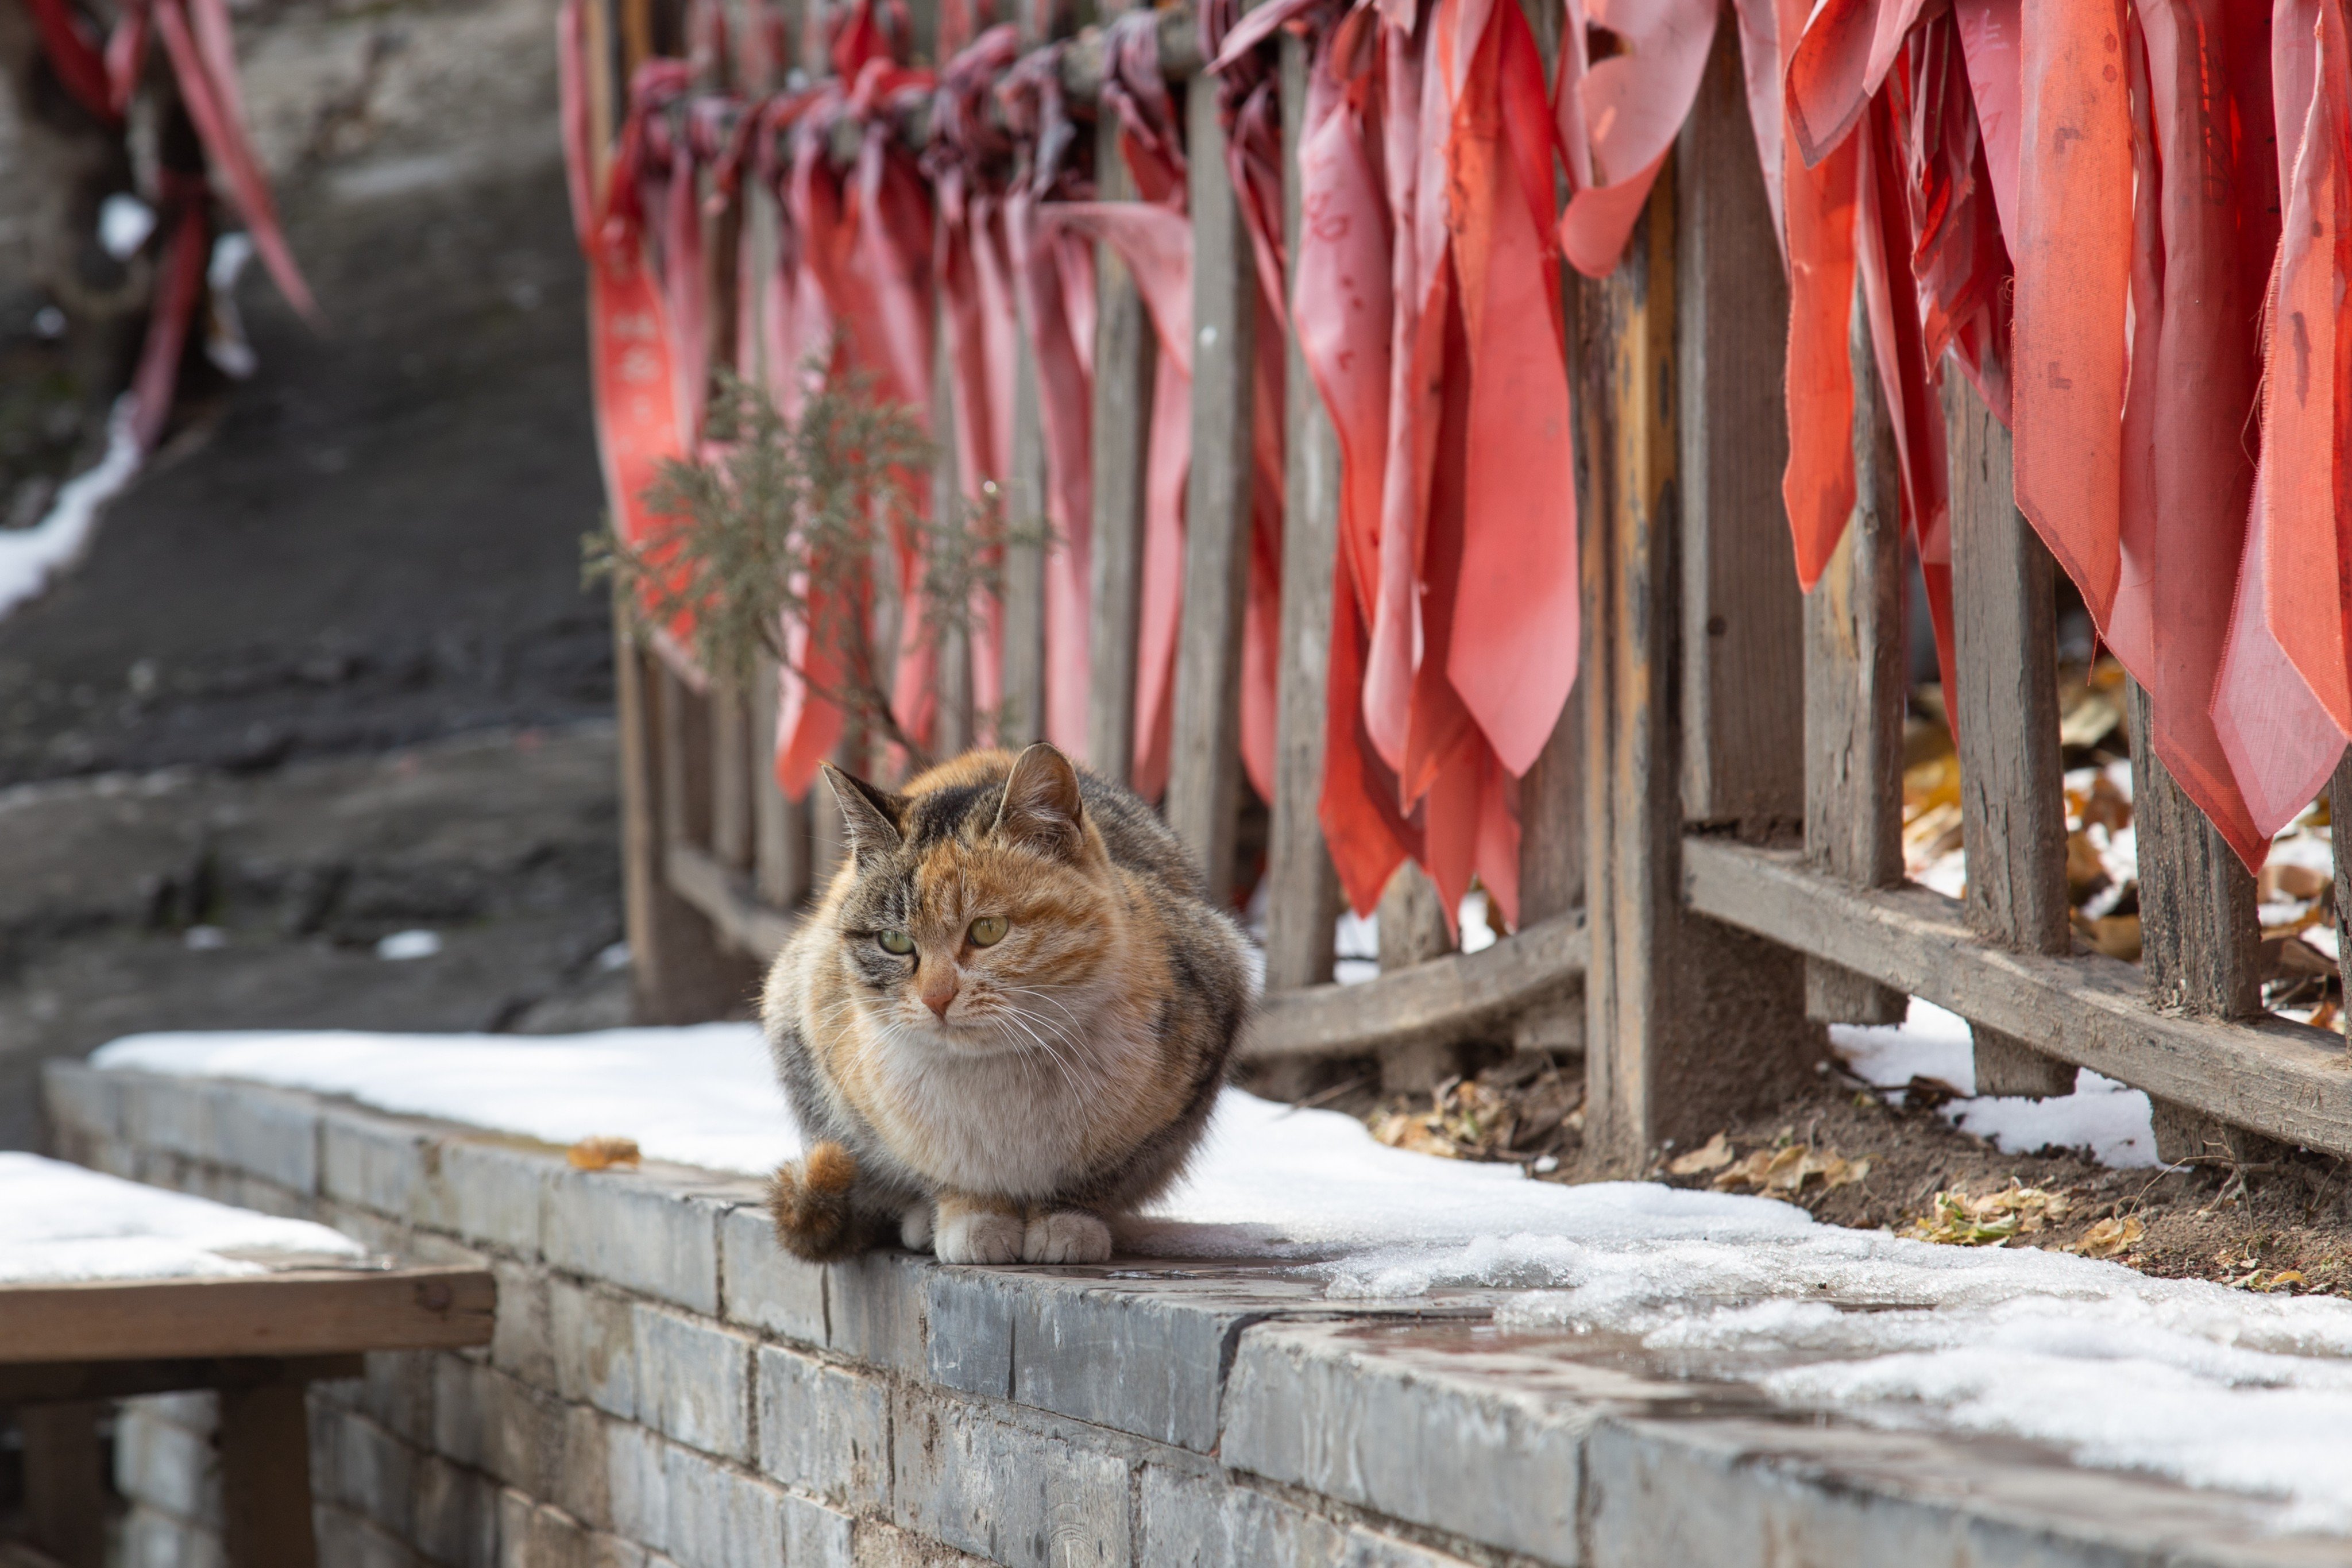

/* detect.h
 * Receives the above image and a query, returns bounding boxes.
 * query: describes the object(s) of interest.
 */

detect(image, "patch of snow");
[95,1024,2352,1528]
[0,403,141,625]
[595,941,633,972]
[0,1152,364,1284]
[1458,890,1496,953]
[376,929,443,961]
[1334,959,1380,986]
[97,1026,798,1177]
[99,193,156,260]
[1830,998,2159,1169]
[183,925,227,951]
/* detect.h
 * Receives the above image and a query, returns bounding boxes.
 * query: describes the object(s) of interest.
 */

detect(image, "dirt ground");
[1307,1048,2352,1298]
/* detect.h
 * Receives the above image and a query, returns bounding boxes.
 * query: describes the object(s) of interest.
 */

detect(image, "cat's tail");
[767,1141,866,1261]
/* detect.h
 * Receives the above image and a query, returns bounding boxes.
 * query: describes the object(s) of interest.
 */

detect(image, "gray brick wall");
[47,1061,2326,1568]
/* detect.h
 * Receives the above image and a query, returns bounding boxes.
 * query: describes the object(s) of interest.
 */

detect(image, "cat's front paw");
[1022,1208,1111,1264]
[899,1202,936,1253]
[934,1206,1024,1264]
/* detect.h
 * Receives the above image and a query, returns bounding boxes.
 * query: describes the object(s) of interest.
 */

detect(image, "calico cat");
[761,743,1250,1265]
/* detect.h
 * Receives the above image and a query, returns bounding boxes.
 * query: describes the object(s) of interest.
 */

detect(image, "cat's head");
[818,744,1118,1057]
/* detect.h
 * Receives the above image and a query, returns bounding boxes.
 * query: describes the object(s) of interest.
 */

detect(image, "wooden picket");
[597,0,2352,1171]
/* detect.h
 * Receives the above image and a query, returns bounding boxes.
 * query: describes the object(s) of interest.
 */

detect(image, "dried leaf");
[2079,913,2142,963]
[568,1136,641,1171]
[2070,1215,2145,1259]
[1668,1132,1735,1176]
[2260,864,2331,903]
[2059,686,2123,750]
[1907,1183,2074,1246]
[2064,831,2111,899]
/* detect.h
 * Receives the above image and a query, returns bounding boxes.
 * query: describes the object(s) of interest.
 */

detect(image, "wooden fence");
[595,0,2352,1173]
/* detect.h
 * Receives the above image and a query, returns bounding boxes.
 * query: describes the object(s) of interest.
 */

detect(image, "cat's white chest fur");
[871,1014,1148,1199]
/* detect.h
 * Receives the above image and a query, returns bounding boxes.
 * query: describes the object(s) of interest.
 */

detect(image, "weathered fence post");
[749,652,811,910]
[1087,104,1153,786]
[1947,376,2076,1096]
[1000,334,1050,748]
[2131,683,2273,1161]
[1585,34,1820,1174]
[1261,30,1344,994]
[1164,74,1257,905]
[1801,289,1909,1025]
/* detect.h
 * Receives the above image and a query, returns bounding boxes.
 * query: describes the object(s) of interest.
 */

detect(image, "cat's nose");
[922,976,957,1019]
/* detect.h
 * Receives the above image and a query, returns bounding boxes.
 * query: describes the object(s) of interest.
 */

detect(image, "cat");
[760,742,1250,1265]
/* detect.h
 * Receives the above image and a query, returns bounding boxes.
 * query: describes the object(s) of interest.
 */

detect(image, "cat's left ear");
[992,743,1086,859]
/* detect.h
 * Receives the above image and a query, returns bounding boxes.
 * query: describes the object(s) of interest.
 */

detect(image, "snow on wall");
[0,1149,363,1283]
[89,1025,2352,1530]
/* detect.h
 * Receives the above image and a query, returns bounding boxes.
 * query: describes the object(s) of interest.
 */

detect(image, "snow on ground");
[0,1151,364,1283]
[90,1024,2352,1530]
[0,405,141,624]
[1830,998,2161,1168]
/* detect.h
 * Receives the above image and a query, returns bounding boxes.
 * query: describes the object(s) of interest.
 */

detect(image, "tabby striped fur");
[760,743,1250,1264]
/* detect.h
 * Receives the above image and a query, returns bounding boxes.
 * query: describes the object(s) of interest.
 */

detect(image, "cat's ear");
[991,743,1086,859]
[820,764,905,861]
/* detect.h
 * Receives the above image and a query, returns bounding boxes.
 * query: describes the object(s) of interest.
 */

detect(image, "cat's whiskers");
[988,1005,1088,1097]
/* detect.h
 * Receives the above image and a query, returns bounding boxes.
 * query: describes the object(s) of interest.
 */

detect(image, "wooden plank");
[1581,161,1680,1172]
[1682,836,2352,1156]
[1947,373,2075,1096]
[2127,679,2271,1161]
[2128,680,2261,1022]
[0,1355,362,1407]
[658,662,716,852]
[620,615,757,1022]
[1243,914,1588,1061]
[749,651,810,910]
[711,676,753,871]
[2335,751,2352,1041]
[999,333,1048,747]
[0,1268,494,1365]
[1086,105,1153,787]
[1374,862,1457,1092]
[933,320,975,759]
[1676,22,1801,832]
[19,1403,102,1568]
[219,1379,318,1568]
[1800,285,1908,1025]
[1261,29,1344,995]
[668,841,800,961]
[1584,150,1820,1174]
[1164,77,1258,907]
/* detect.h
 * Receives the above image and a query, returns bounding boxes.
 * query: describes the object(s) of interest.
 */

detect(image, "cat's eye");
[877,930,914,956]
[966,916,1009,948]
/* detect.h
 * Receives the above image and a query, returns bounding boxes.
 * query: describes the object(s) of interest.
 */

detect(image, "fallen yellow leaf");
[568,1135,642,1171]
[2069,1215,2144,1259]
[1669,1131,1735,1176]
